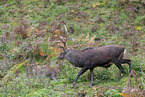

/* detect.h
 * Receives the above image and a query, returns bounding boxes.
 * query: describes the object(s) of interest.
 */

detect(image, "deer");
[58,25,132,87]
[33,65,57,87]
[33,65,57,80]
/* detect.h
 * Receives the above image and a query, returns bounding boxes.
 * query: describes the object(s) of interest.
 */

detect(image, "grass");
[0,0,145,96]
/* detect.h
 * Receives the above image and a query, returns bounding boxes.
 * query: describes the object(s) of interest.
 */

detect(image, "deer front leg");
[72,68,88,87]
[90,68,94,86]
[114,62,124,82]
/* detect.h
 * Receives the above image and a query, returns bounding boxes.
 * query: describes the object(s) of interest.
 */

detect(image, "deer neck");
[65,49,79,66]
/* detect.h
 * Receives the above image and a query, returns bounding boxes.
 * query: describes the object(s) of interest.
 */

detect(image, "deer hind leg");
[46,78,49,88]
[114,61,124,82]
[90,68,94,86]
[121,59,132,73]
[72,68,88,87]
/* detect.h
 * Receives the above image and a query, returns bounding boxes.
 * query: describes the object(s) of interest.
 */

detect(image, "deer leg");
[46,78,49,88]
[114,61,124,82]
[121,59,132,73]
[90,68,94,86]
[72,68,88,87]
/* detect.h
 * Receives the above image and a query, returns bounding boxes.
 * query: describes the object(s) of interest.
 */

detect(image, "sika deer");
[33,65,57,87]
[33,65,57,80]
[58,25,132,87]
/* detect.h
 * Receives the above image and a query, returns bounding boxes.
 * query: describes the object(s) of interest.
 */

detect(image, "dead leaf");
[53,34,58,38]
[58,42,64,47]
[88,34,97,43]
[76,18,81,21]
[33,49,39,55]
[86,33,90,39]
[35,28,39,32]
[39,51,47,57]
[49,47,61,58]
[54,29,62,35]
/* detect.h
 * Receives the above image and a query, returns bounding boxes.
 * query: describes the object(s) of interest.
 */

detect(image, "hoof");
[71,84,75,88]
[118,80,120,83]
[90,83,94,86]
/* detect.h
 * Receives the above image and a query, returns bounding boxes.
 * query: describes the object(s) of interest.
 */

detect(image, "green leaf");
[3,60,28,81]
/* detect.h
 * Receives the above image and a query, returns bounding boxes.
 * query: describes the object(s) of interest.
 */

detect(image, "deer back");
[63,45,125,68]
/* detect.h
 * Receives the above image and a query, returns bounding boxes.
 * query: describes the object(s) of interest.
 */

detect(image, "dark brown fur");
[58,45,132,87]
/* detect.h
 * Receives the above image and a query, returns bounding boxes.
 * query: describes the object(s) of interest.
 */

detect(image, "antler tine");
[64,25,68,42]
[64,25,68,48]
[59,36,65,44]
[59,36,66,50]
[58,25,69,49]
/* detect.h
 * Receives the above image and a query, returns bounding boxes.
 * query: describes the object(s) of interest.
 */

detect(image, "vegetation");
[0,0,145,96]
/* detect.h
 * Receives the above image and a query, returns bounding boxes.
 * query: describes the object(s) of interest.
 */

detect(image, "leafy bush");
[53,6,68,16]
[105,89,122,97]
[132,55,145,75]
[95,68,111,80]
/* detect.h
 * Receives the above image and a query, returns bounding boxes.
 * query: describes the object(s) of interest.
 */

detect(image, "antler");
[59,25,69,49]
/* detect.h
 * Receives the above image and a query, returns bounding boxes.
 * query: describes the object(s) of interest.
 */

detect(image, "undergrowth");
[0,0,145,96]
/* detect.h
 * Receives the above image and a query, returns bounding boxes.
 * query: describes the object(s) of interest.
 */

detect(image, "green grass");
[0,0,145,96]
